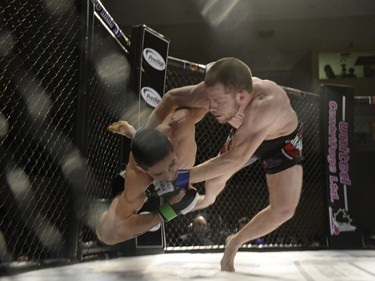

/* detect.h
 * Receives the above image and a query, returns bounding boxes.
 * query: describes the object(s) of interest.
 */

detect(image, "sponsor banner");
[321,84,362,248]
[142,48,166,71]
[129,25,169,251]
[130,25,169,127]
[140,87,162,108]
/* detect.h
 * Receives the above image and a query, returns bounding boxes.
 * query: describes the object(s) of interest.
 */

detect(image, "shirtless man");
[147,57,303,271]
[96,107,207,245]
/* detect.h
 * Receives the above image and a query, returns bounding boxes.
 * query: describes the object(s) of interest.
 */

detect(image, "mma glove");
[159,187,199,222]
[153,169,190,197]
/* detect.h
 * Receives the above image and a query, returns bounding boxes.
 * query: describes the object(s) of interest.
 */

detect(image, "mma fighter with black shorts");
[147,57,304,272]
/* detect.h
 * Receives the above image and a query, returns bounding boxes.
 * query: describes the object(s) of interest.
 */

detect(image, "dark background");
[101,0,375,92]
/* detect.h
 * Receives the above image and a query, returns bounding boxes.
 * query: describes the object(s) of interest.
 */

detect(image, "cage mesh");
[78,18,131,257]
[0,0,80,263]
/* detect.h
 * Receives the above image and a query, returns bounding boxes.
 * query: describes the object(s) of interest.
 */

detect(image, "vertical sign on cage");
[129,25,170,252]
[320,84,363,248]
[130,25,170,128]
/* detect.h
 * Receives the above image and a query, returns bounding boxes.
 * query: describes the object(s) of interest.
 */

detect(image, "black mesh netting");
[0,0,80,263]
[0,0,131,267]
[77,16,132,257]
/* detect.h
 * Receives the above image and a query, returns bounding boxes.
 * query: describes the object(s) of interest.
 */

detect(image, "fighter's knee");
[280,208,296,222]
[98,230,132,245]
[203,195,217,207]
[270,206,296,223]
[96,228,116,245]
[195,195,216,210]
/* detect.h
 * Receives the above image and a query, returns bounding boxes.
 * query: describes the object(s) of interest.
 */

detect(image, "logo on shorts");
[141,87,161,108]
[142,48,166,71]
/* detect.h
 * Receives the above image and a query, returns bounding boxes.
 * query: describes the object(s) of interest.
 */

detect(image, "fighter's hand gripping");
[153,169,190,196]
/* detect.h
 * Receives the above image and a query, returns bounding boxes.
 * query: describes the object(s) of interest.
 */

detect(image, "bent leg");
[220,165,303,271]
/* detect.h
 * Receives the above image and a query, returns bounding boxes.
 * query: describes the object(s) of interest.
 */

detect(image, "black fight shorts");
[261,123,304,174]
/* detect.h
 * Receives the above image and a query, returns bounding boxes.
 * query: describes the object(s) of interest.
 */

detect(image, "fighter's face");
[206,83,240,124]
[145,151,178,181]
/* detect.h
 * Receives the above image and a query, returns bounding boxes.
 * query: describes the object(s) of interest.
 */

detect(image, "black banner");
[130,25,170,127]
[321,84,362,248]
[129,25,169,251]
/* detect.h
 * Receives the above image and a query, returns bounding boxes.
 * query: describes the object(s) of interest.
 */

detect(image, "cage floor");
[3,250,375,281]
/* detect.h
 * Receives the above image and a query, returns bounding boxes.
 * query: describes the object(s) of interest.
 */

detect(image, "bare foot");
[220,234,238,272]
[107,121,136,138]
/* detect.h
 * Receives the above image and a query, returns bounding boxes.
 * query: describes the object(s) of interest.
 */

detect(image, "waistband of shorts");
[262,122,303,144]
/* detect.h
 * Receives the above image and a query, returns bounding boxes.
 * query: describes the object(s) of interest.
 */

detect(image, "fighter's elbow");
[162,91,180,109]
[97,233,115,245]
[96,226,114,245]
[95,212,121,245]
[96,229,125,245]
[96,228,114,245]
[202,196,216,208]
[193,195,216,210]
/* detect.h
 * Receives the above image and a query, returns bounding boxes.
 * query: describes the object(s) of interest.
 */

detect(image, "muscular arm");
[167,107,208,129]
[146,82,209,129]
[108,107,208,143]
[96,167,161,245]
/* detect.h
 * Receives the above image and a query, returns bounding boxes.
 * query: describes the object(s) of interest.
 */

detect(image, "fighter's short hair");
[205,57,253,93]
[131,128,173,169]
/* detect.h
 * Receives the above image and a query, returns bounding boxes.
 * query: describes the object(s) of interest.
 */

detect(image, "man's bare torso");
[229,79,298,140]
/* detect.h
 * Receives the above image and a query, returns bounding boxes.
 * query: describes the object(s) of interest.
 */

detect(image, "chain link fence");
[78,14,134,259]
[0,0,133,272]
[0,0,81,268]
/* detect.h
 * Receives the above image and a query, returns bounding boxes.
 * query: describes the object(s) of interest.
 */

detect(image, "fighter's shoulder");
[119,169,149,205]
[125,161,151,189]
[253,78,278,89]
[253,94,282,118]
[247,86,282,124]
[254,79,285,102]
